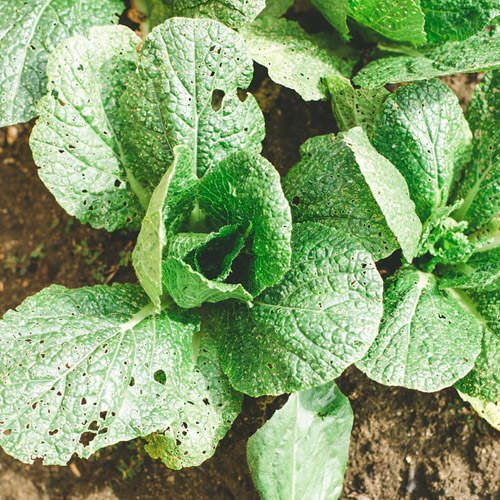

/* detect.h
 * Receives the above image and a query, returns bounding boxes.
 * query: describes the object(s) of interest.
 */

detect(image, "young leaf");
[420,0,500,44]
[30,26,147,232]
[199,152,292,296]
[283,130,421,262]
[240,16,358,101]
[133,146,198,309]
[326,75,389,134]
[247,381,353,500]
[372,79,472,222]
[0,284,241,466]
[0,0,123,128]
[357,267,482,392]
[312,0,426,46]
[354,30,500,88]
[119,17,265,190]
[453,71,500,231]
[216,222,383,396]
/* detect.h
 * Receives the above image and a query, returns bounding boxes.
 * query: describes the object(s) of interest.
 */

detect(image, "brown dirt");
[1,69,500,500]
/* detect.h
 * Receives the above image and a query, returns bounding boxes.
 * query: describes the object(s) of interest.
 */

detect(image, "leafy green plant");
[2,1,500,499]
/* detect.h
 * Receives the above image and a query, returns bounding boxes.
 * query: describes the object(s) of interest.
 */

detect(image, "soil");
[0,49,499,500]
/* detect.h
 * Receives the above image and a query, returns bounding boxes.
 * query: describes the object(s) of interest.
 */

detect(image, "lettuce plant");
[2,1,500,499]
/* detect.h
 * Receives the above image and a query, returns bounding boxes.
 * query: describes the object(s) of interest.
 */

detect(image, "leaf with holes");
[0,284,242,466]
[247,381,353,500]
[283,129,422,262]
[119,17,265,191]
[0,0,123,128]
[215,222,383,396]
[30,26,147,232]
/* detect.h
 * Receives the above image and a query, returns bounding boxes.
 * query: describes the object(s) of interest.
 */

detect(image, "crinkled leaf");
[133,146,198,309]
[247,381,353,500]
[216,222,383,397]
[454,71,500,231]
[240,16,357,101]
[372,79,472,222]
[283,130,421,262]
[0,284,241,466]
[457,389,500,431]
[119,17,265,190]
[30,26,147,232]
[420,0,500,44]
[354,30,500,88]
[162,227,252,309]
[357,267,482,391]
[0,0,123,128]
[199,152,292,296]
[326,75,388,134]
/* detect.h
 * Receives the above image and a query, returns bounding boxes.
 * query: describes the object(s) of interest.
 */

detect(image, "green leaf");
[133,146,198,309]
[216,222,383,396]
[29,26,147,232]
[0,0,123,128]
[199,152,292,296]
[420,0,500,44]
[457,389,500,431]
[283,130,422,262]
[372,79,472,222]
[162,226,252,309]
[312,0,426,45]
[0,284,242,466]
[357,267,482,391]
[240,16,358,101]
[119,17,265,191]
[259,0,294,18]
[326,75,389,134]
[439,246,500,290]
[247,381,353,500]
[354,30,500,88]
[454,71,500,231]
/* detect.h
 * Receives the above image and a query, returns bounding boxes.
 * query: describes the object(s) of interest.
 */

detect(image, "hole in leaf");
[211,89,225,111]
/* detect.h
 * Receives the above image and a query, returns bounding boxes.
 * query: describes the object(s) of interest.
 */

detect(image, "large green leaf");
[133,146,198,309]
[0,0,123,128]
[372,79,472,222]
[119,17,265,190]
[283,130,422,262]
[354,30,500,88]
[326,75,388,134]
[0,284,242,466]
[30,26,147,232]
[312,0,426,45]
[357,267,482,391]
[240,15,357,101]
[420,0,500,44]
[247,381,353,500]
[199,152,292,296]
[454,71,500,231]
[216,222,383,396]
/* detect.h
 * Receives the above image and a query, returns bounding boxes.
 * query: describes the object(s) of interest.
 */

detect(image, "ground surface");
[0,61,499,500]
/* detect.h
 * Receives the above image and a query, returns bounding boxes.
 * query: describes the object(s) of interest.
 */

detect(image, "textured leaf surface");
[283,131,421,262]
[240,16,357,101]
[372,79,472,222]
[133,147,198,308]
[30,26,146,232]
[354,30,500,88]
[326,75,388,134]
[119,17,265,190]
[357,267,482,391]
[458,389,500,431]
[217,222,383,396]
[420,0,500,44]
[310,0,350,39]
[247,381,353,500]
[0,284,242,466]
[0,0,123,128]
[454,71,500,231]
[199,152,292,296]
